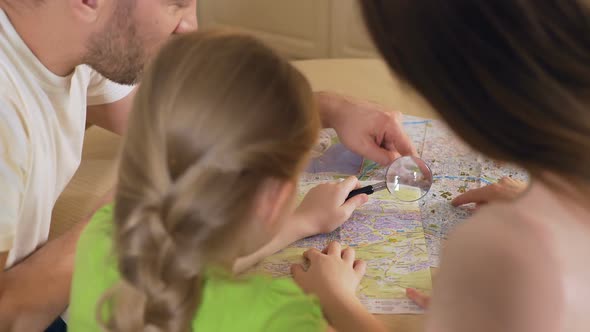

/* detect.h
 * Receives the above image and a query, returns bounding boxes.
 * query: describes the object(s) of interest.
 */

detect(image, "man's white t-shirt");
[0,9,134,268]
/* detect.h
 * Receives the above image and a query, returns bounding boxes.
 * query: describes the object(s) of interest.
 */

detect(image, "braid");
[122,204,200,332]
[108,161,247,332]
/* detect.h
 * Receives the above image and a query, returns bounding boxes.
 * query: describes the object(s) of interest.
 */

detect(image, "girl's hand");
[291,242,366,309]
[234,182,366,273]
[293,242,389,332]
[295,177,368,237]
[452,177,527,207]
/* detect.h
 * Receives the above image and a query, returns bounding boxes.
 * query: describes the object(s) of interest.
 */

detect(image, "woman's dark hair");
[361,0,590,184]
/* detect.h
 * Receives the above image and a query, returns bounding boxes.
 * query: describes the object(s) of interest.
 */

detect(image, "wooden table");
[51,59,437,331]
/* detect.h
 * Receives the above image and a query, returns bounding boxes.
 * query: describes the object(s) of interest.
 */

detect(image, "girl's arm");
[233,211,310,273]
[292,242,387,332]
[320,296,387,332]
[234,177,367,273]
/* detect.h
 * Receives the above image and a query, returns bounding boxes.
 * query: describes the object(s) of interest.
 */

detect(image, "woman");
[363,0,590,332]
[294,1,590,331]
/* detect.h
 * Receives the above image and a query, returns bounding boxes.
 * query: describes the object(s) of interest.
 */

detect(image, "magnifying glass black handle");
[346,185,375,200]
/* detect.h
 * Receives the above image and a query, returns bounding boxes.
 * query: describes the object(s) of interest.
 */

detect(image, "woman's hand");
[406,288,431,309]
[452,177,527,207]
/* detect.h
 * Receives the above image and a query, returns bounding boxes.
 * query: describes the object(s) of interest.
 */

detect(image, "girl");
[295,1,590,332]
[68,31,377,332]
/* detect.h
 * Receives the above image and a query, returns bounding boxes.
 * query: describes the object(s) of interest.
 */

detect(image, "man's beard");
[82,1,145,85]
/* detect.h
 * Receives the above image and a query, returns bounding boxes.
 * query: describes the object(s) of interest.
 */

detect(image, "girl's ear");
[253,178,296,230]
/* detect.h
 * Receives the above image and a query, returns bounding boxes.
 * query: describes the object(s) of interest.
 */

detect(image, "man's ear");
[253,178,295,230]
[69,0,104,23]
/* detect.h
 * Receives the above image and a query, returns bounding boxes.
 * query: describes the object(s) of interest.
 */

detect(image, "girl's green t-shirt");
[69,205,326,332]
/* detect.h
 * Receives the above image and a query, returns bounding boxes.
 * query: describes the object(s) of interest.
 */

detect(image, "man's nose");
[175,4,198,34]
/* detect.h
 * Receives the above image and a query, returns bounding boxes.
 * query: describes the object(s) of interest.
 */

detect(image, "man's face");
[83,0,198,85]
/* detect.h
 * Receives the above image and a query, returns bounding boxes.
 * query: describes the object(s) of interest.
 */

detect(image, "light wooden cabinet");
[198,0,377,59]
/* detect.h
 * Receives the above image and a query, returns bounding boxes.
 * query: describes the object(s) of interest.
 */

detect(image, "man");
[0,0,416,330]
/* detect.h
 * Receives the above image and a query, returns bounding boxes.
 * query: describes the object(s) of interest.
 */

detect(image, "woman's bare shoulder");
[427,203,563,332]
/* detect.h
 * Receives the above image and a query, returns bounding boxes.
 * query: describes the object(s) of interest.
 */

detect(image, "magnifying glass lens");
[386,156,433,202]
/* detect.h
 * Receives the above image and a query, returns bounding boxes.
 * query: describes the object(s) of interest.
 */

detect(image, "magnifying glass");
[347,156,433,202]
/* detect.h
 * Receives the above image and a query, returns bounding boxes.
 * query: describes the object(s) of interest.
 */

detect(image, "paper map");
[355,117,527,265]
[250,182,431,314]
[248,115,527,313]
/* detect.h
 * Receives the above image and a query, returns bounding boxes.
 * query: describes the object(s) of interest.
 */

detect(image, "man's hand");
[0,190,114,331]
[452,177,528,207]
[317,91,416,166]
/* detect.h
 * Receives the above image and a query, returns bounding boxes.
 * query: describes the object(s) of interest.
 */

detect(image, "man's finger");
[384,140,404,159]
[326,241,342,256]
[451,185,497,206]
[362,137,398,166]
[383,119,417,157]
[413,157,432,180]
[406,288,431,309]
